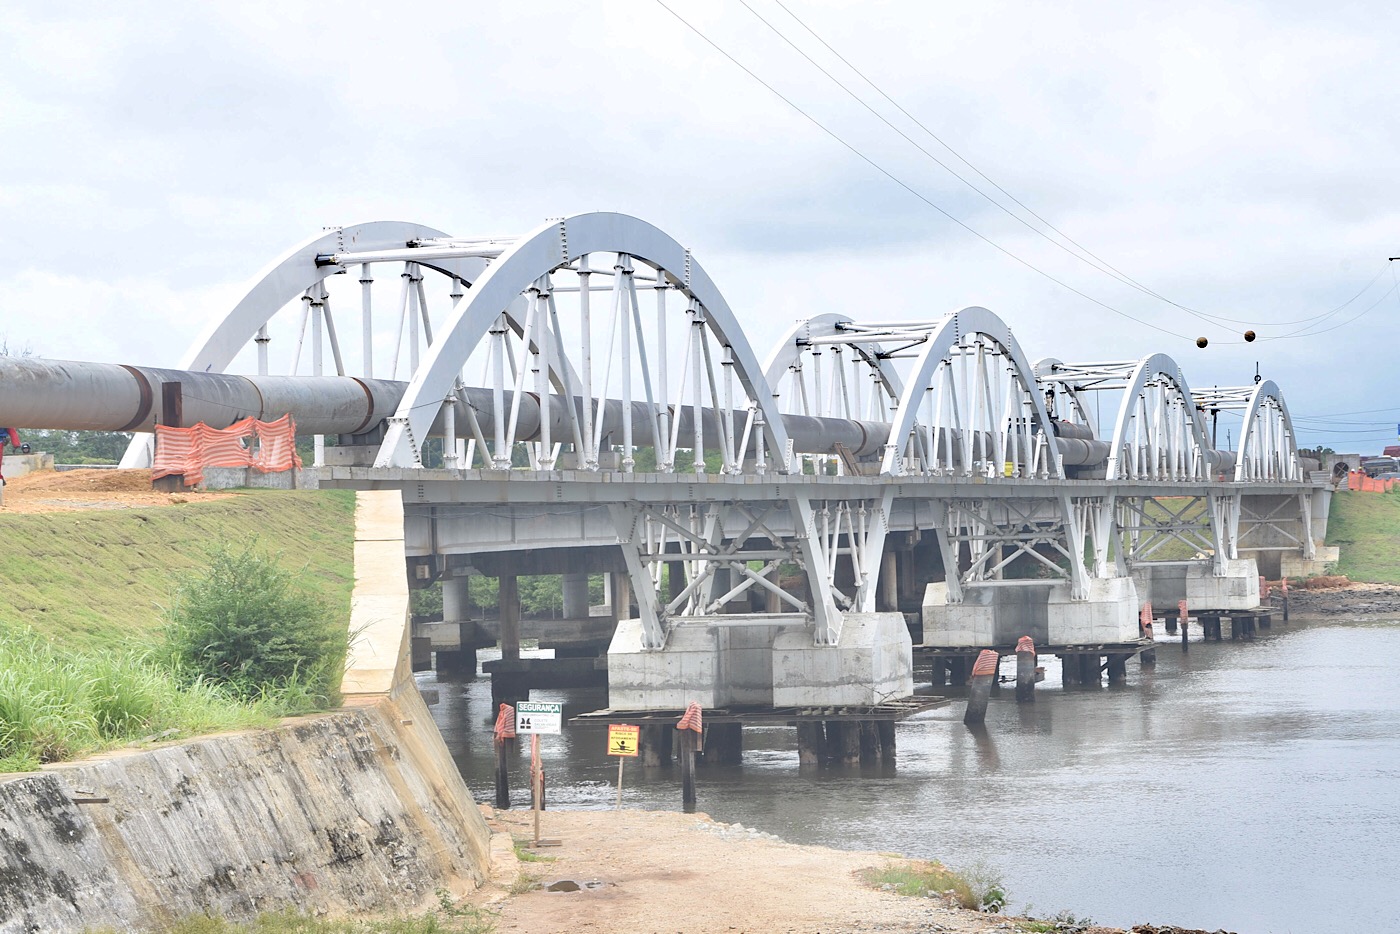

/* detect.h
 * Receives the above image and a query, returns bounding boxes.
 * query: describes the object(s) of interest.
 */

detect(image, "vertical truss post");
[791,493,841,645]
[1300,492,1316,559]
[1060,494,1090,600]
[609,504,667,648]
[359,263,374,379]
[930,501,963,604]
[855,489,896,612]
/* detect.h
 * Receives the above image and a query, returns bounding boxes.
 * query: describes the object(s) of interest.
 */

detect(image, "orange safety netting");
[152,415,302,486]
[970,649,999,677]
[676,701,703,733]
[1346,470,1399,493]
[494,703,517,741]
[1015,636,1035,654]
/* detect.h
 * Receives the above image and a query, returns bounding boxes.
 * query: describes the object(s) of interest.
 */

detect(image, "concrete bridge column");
[609,571,632,620]
[436,575,477,677]
[499,575,521,661]
[562,572,590,619]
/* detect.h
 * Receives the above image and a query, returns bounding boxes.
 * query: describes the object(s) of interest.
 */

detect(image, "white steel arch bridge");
[1,213,1328,709]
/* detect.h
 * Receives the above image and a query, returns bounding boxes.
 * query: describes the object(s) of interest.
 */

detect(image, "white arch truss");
[1195,381,1301,482]
[763,314,907,475]
[1104,354,1214,482]
[370,212,790,473]
[120,220,488,467]
[880,306,1063,480]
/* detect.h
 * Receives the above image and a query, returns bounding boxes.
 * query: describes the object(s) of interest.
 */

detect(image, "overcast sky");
[2,0,1397,450]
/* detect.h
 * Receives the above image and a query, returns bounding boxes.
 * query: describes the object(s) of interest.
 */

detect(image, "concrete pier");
[607,612,912,711]
[922,577,1141,649]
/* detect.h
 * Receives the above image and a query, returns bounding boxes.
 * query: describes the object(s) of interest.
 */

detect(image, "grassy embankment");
[0,490,356,771]
[1325,489,1400,584]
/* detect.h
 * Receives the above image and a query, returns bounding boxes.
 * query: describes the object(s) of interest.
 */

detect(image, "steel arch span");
[881,306,1063,480]
[119,220,488,467]
[371,212,790,472]
[1195,381,1301,483]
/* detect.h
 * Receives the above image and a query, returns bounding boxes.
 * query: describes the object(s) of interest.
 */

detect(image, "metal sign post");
[515,702,563,847]
[607,724,640,809]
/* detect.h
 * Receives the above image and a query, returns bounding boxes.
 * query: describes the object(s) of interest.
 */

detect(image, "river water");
[419,615,1400,934]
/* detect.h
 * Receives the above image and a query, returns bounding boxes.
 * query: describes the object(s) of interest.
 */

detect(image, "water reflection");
[421,618,1400,934]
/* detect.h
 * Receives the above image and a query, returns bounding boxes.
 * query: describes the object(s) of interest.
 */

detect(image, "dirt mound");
[1294,574,1351,589]
[8,468,154,493]
[1,468,234,513]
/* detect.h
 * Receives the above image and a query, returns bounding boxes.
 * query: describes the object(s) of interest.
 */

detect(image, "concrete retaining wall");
[0,491,493,933]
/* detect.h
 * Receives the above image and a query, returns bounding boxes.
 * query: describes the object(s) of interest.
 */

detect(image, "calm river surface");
[419,615,1400,934]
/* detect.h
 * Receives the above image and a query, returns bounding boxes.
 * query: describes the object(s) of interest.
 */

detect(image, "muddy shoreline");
[1283,580,1400,617]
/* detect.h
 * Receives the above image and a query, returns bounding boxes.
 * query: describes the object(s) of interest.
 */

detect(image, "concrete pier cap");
[921,577,1142,646]
[607,613,913,710]
[1132,557,1261,610]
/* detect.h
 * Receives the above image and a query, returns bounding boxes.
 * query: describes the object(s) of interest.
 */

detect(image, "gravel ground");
[474,807,1222,934]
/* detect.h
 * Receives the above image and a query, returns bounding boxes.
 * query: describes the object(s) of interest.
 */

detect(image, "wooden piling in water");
[1059,654,1079,686]
[1107,653,1128,684]
[1015,636,1036,702]
[930,657,948,687]
[678,730,698,805]
[963,649,999,725]
[876,720,897,761]
[1138,603,1157,667]
[706,723,743,765]
[858,721,881,763]
[826,721,862,766]
[640,723,672,767]
[676,702,703,806]
[796,721,826,767]
[493,703,516,809]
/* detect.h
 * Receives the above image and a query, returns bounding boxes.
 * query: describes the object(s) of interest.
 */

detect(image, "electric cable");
[653,0,1194,341]
[758,0,1391,335]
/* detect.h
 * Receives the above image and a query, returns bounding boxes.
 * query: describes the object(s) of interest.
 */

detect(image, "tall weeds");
[0,625,273,772]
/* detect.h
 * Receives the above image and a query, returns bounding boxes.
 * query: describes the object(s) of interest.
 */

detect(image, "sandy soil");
[0,468,235,513]
[474,807,1139,934]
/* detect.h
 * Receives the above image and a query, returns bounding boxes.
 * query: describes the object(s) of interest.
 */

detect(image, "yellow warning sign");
[607,724,640,757]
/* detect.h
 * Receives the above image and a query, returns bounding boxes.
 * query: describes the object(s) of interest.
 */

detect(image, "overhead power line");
[754,0,1395,336]
[653,0,1193,341]
[665,0,1390,342]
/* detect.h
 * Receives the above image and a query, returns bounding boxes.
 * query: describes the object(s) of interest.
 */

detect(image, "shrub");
[162,541,347,707]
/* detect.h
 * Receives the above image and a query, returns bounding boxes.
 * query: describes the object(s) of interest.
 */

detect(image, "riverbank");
[1285,579,1400,616]
[474,808,1226,934]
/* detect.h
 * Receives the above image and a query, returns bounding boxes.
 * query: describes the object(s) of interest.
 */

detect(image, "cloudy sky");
[2,0,1397,450]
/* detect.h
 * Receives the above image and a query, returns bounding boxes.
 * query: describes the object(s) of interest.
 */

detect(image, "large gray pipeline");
[0,356,1112,466]
[0,357,402,436]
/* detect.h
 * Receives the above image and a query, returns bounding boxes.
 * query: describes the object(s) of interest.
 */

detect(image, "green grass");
[512,842,556,863]
[860,858,1006,912]
[0,625,276,772]
[0,488,358,771]
[0,490,356,652]
[84,904,495,933]
[1326,489,1400,584]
